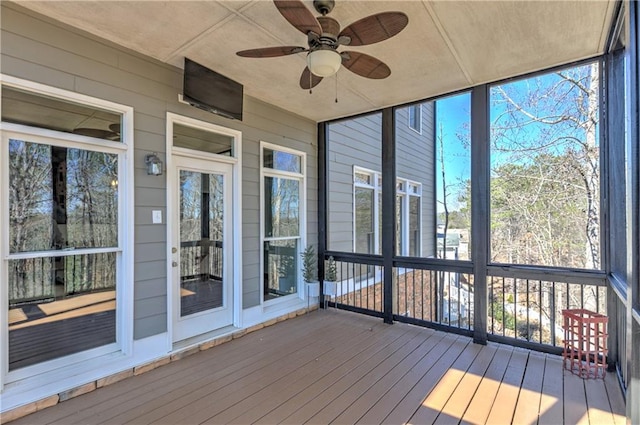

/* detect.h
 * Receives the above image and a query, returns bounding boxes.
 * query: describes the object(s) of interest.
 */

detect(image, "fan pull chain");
[335,73,338,103]
[309,71,313,95]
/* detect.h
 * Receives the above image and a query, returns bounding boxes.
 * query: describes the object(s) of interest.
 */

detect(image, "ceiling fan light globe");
[307,49,341,77]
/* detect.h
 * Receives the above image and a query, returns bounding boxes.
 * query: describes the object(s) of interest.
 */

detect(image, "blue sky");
[435,92,471,213]
[433,62,597,214]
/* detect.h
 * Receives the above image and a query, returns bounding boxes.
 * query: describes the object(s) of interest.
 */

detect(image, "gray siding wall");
[1,4,317,339]
[327,105,435,256]
[396,104,436,257]
[327,113,382,252]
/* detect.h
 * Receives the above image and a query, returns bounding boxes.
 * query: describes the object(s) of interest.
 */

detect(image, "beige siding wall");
[1,4,317,338]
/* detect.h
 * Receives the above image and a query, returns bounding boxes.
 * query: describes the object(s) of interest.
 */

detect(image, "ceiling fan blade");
[274,0,322,35]
[236,46,306,58]
[317,16,340,36]
[109,123,121,134]
[73,128,120,139]
[300,67,323,89]
[339,12,409,46]
[342,51,391,79]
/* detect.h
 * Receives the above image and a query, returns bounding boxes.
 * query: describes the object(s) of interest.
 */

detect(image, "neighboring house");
[327,104,436,259]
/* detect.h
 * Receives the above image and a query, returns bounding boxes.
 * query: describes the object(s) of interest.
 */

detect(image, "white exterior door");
[171,155,233,342]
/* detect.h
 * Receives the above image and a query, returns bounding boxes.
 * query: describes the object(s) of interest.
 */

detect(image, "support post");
[382,108,396,324]
[318,121,327,307]
[471,85,489,344]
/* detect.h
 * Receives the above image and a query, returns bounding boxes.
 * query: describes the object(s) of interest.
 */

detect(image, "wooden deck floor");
[11,310,626,425]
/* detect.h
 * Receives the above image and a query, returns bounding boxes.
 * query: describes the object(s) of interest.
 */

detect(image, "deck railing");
[487,274,606,348]
[9,252,116,306]
[180,240,223,282]
[393,265,474,333]
[323,254,608,352]
[324,256,384,316]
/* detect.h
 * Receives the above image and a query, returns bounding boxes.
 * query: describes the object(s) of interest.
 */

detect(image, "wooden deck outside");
[10,309,625,425]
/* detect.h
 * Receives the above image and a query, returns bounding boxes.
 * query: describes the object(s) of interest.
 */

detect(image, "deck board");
[382,336,470,425]
[539,354,565,425]
[332,330,447,424]
[279,327,425,424]
[353,332,451,424]
[101,313,351,425]
[54,312,337,425]
[434,343,498,424]
[585,377,617,424]
[512,351,546,424]
[205,319,395,424]
[227,320,413,424]
[8,310,626,425]
[484,347,529,424]
[459,344,514,425]
[304,330,432,424]
[604,372,627,425]
[408,340,482,424]
[564,368,590,424]
[255,322,417,424]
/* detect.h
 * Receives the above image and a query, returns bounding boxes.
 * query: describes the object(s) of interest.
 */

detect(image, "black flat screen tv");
[183,58,243,121]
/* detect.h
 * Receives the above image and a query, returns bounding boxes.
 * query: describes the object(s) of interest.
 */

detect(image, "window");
[173,123,234,156]
[396,179,422,256]
[261,143,305,301]
[490,61,601,269]
[1,79,132,373]
[353,167,421,256]
[408,104,422,133]
[354,169,379,254]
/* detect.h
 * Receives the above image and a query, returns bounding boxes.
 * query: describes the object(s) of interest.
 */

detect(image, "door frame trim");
[166,113,243,344]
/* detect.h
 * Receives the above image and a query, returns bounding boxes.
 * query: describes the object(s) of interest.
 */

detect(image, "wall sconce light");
[145,153,163,176]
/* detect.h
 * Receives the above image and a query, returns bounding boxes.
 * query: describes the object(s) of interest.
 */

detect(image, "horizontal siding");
[2,3,317,340]
[326,105,436,256]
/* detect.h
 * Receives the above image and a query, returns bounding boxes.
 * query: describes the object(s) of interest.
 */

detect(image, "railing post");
[382,107,395,324]
[318,121,327,307]
[471,85,489,344]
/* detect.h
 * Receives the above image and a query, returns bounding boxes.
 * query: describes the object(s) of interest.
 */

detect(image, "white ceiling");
[15,1,616,123]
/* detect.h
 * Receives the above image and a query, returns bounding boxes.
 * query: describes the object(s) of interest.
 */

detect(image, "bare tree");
[491,62,600,269]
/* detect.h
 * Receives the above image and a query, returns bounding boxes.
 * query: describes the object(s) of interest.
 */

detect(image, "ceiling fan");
[73,123,121,140]
[236,0,409,90]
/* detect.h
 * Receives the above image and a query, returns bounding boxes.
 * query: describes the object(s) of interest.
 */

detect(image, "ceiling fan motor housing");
[313,0,335,16]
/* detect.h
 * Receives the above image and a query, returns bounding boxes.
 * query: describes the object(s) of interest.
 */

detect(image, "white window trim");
[260,141,306,306]
[352,167,422,257]
[166,112,243,331]
[408,104,422,134]
[353,166,381,255]
[0,75,134,388]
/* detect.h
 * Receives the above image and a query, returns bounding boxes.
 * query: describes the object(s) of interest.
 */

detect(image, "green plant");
[301,245,317,283]
[490,296,515,330]
[325,256,337,282]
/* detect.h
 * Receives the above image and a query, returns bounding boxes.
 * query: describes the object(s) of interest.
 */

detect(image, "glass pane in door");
[179,170,224,317]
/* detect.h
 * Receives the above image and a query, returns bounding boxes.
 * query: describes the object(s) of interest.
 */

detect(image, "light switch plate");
[152,210,162,224]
